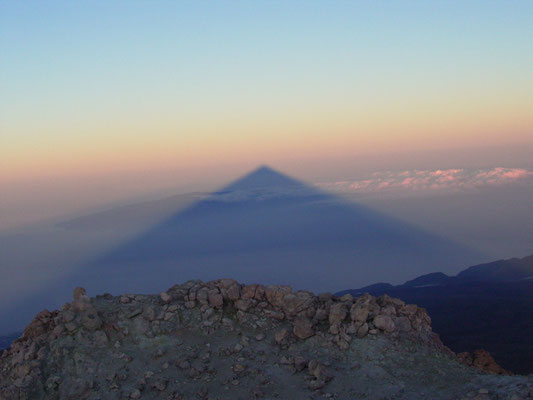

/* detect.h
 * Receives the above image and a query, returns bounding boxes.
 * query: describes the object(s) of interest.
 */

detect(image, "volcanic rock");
[0,279,530,400]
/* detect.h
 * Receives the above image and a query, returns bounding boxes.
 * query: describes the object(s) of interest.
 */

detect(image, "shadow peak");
[222,165,304,192]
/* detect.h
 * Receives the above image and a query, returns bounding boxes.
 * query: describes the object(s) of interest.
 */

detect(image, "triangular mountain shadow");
[3,166,485,331]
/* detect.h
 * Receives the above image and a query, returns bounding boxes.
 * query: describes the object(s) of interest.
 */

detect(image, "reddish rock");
[328,303,347,325]
[226,284,241,301]
[282,291,314,317]
[357,323,369,338]
[293,316,314,339]
[72,287,92,311]
[395,316,412,332]
[374,315,395,333]
[208,291,224,308]
[458,349,511,375]
[159,291,171,303]
[350,304,369,323]
[241,284,258,299]
[265,285,292,308]
[234,299,252,312]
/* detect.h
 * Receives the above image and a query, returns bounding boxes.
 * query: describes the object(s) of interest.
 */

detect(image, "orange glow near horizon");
[2,1,533,229]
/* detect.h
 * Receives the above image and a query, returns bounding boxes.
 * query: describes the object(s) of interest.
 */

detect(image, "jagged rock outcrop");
[458,350,512,376]
[1,279,532,400]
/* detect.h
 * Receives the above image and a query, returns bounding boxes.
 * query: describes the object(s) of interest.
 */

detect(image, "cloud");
[317,167,533,195]
[207,186,316,203]
[179,167,533,203]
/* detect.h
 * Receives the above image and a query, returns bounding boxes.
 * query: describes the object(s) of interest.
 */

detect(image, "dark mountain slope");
[337,254,533,374]
[457,255,533,282]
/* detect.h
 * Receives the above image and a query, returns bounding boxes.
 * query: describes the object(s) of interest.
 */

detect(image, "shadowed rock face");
[2,279,527,400]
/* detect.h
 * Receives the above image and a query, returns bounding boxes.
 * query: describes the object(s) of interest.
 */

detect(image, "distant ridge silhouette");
[2,165,484,332]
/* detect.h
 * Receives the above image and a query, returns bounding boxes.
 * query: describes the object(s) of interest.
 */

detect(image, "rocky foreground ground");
[1,279,532,400]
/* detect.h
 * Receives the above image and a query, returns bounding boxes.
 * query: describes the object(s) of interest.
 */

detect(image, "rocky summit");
[1,280,532,400]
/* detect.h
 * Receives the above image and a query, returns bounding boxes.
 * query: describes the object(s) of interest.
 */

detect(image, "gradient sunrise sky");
[1,1,533,228]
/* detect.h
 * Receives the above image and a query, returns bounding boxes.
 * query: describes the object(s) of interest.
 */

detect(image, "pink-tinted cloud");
[317,167,533,195]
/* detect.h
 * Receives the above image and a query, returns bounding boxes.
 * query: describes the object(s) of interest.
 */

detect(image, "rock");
[381,304,397,316]
[345,323,358,334]
[153,378,168,391]
[45,375,61,391]
[281,291,314,317]
[72,287,92,312]
[218,278,239,289]
[217,279,241,301]
[253,285,266,301]
[308,360,333,382]
[357,323,369,338]
[65,322,77,332]
[22,310,56,339]
[81,310,102,331]
[2,277,523,400]
[280,355,293,365]
[241,284,258,299]
[329,323,340,335]
[340,293,353,302]
[94,331,108,346]
[73,287,86,301]
[265,285,292,308]
[127,309,142,319]
[227,284,241,301]
[142,306,156,321]
[350,304,369,323]
[402,304,418,317]
[314,308,328,321]
[159,291,171,303]
[264,309,285,320]
[328,303,347,325]
[373,315,395,333]
[208,291,224,308]
[52,324,65,337]
[308,379,326,390]
[62,310,76,323]
[318,293,333,301]
[294,356,308,372]
[234,299,252,312]
[14,364,31,378]
[293,316,314,339]
[395,316,412,332]
[457,349,510,375]
[196,288,209,305]
[275,328,289,344]
[233,363,246,373]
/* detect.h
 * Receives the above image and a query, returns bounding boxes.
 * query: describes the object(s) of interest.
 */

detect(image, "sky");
[1,1,533,229]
